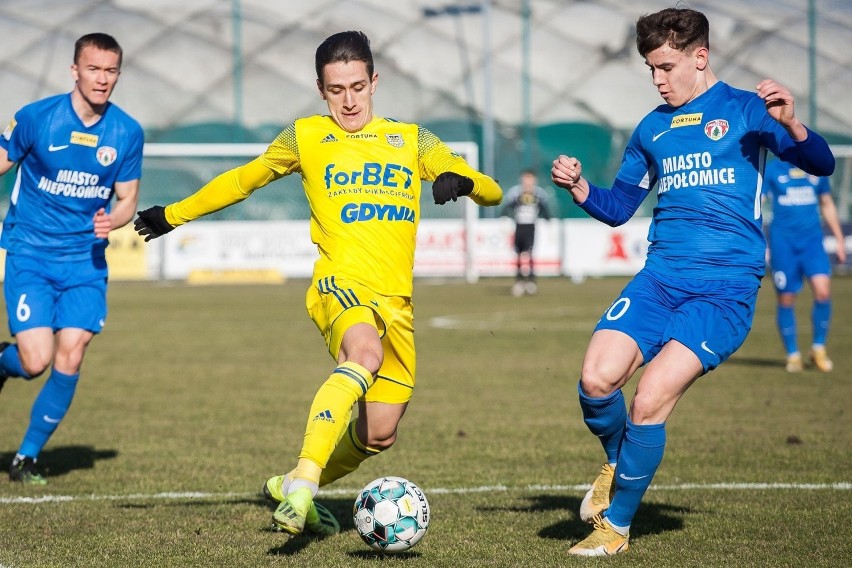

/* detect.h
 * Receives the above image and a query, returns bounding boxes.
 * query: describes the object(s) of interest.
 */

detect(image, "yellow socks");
[300,362,374,469]
[320,419,381,486]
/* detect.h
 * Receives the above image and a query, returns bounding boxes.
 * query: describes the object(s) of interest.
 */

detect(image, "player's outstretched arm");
[133,157,279,241]
[552,154,648,228]
[431,170,502,207]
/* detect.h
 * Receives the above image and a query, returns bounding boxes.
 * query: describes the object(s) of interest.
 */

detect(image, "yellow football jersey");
[165,114,501,297]
[260,115,498,296]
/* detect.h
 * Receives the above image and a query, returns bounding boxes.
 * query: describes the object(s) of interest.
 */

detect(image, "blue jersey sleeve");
[116,126,144,183]
[578,179,650,226]
[745,97,835,177]
[2,105,39,163]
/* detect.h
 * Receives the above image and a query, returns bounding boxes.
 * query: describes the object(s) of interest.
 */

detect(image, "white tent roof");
[1,0,850,137]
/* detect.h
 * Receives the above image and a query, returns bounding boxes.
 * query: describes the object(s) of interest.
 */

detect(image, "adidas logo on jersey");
[312,410,334,422]
[320,133,338,143]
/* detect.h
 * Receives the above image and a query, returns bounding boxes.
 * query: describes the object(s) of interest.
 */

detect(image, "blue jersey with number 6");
[0,93,143,261]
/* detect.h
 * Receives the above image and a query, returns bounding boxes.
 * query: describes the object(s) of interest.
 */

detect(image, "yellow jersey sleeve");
[165,158,278,226]
[416,126,503,206]
[163,123,303,227]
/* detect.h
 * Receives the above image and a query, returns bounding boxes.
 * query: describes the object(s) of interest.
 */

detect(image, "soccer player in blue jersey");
[762,158,846,372]
[551,8,835,556]
[0,33,143,484]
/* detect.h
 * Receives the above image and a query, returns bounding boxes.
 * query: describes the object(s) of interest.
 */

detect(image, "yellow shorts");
[306,276,415,404]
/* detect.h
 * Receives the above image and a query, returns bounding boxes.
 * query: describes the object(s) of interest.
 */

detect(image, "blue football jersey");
[762,158,829,236]
[616,81,814,281]
[0,93,143,261]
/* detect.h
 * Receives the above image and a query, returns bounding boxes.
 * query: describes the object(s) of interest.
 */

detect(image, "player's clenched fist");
[551,155,582,189]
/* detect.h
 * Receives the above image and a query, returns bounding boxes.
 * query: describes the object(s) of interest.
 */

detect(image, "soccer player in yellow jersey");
[134,30,502,537]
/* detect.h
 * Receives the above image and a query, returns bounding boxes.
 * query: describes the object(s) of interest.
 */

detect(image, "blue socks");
[606,419,666,528]
[0,343,32,379]
[578,381,668,529]
[19,369,80,458]
[578,382,627,463]
[812,300,831,346]
[777,301,832,353]
[776,305,797,355]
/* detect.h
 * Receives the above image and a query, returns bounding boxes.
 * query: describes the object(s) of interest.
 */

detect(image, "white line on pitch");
[1,482,849,505]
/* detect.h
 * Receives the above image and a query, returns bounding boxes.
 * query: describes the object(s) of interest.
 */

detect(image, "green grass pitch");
[1,276,850,567]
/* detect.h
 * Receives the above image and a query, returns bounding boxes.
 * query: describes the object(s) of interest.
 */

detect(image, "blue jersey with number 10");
[616,81,825,282]
[0,93,143,261]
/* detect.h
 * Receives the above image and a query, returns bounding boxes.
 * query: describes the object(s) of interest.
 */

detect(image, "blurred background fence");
[1,0,851,222]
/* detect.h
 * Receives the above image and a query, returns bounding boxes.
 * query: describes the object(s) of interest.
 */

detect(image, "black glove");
[432,172,474,205]
[134,206,174,241]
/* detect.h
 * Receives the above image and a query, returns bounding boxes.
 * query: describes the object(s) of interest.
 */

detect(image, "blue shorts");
[4,253,108,335]
[594,268,759,373]
[768,231,830,293]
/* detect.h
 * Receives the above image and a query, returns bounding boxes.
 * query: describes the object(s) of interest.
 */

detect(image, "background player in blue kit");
[551,7,835,556]
[0,33,143,484]
[762,158,846,372]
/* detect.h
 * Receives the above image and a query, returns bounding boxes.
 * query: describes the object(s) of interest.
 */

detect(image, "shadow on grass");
[265,496,361,556]
[482,494,691,544]
[263,496,425,558]
[725,356,784,369]
[0,445,118,478]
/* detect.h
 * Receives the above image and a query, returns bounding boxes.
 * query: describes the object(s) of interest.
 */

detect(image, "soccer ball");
[353,476,430,552]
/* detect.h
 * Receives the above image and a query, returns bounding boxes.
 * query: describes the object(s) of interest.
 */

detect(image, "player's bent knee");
[20,360,49,379]
[365,434,396,452]
[579,371,621,398]
[17,352,51,378]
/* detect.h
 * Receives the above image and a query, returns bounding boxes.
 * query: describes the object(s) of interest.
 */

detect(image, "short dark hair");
[74,33,123,67]
[315,31,374,84]
[635,8,709,57]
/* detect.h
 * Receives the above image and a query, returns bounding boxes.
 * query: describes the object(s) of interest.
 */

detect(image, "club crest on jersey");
[704,119,729,141]
[96,146,117,166]
[385,134,404,148]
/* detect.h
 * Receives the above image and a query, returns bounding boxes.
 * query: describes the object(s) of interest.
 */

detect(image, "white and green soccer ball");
[353,476,430,553]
